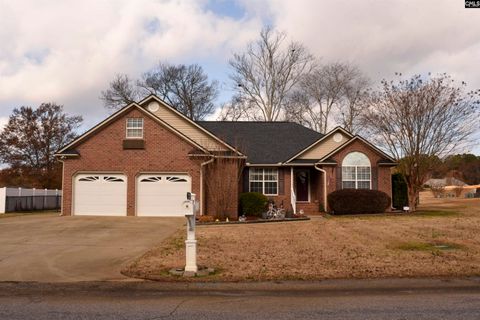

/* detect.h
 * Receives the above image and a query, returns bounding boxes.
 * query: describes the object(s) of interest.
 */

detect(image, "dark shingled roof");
[288,159,320,164]
[377,159,397,165]
[196,121,323,164]
[318,157,337,164]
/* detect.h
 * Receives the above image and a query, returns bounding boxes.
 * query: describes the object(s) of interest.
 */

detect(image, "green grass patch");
[413,210,461,217]
[324,213,390,220]
[169,236,185,250]
[324,209,461,220]
[158,234,186,256]
[394,241,464,252]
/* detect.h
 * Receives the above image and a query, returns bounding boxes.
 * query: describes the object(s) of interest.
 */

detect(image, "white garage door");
[74,174,127,216]
[136,174,191,216]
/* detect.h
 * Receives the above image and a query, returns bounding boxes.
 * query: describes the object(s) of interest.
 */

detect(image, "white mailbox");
[183,192,197,273]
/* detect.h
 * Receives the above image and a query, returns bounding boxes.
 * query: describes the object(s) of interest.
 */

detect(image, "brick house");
[55,95,396,217]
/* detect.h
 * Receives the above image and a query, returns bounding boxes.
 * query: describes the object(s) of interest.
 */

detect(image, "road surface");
[1,278,479,319]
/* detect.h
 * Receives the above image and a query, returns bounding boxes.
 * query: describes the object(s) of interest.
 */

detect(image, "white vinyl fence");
[0,187,62,213]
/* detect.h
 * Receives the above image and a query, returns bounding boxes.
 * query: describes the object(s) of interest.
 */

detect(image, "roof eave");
[246,163,282,167]
[139,95,245,156]
[317,135,397,164]
[284,126,353,163]
[56,102,139,154]
[54,153,80,158]
[378,162,398,166]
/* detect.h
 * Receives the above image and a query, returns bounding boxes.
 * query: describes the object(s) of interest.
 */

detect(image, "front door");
[295,170,309,202]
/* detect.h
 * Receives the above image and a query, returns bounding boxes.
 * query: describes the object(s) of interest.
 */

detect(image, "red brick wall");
[265,141,394,214]
[266,167,292,212]
[245,167,322,215]
[324,166,337,200]
[329,140,393,210]
[239,167,294,214]
[237,140,393,215]
[378,165,393,201]
[61,107,203,216]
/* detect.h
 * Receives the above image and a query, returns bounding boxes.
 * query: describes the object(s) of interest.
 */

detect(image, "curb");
[1,278,480,297]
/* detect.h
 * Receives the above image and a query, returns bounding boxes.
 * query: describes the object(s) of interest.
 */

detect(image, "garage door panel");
[74,174,127,216]
[137,174,191,217]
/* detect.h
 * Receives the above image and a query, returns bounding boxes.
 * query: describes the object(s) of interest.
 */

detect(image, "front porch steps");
[296,202,322,215]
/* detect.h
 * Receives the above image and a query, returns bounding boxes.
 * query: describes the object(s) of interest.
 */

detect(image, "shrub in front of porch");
[328,189,391,215]
[239,192,268,217]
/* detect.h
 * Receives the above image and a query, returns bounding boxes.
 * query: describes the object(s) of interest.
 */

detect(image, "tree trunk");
[407,185,418,212]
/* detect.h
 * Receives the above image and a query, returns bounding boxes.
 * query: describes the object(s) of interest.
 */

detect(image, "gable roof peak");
[138,94,244,156]
[56,102,211,155]
[324,126,354,137]
[317,135,397,163]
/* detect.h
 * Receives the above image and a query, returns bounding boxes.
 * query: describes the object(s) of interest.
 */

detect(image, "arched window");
[342,152,371,189]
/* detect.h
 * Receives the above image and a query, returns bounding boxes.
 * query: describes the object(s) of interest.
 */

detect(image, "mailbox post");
[183,192,198,273]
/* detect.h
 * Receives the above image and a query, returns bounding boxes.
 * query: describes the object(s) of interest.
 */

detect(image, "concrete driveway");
[0,214,183,282]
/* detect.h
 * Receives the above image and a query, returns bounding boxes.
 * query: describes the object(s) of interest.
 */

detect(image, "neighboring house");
[424,177,468,187]
[55,95,396,217]
[425,177,479,198]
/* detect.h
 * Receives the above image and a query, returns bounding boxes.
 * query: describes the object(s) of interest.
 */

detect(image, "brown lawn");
[122,192,480,281]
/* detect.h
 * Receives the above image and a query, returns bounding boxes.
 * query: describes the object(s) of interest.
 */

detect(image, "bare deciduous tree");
[285,63,369,134]
[139,63,218,120]
[217,95,261,121]
[336,69,370,133]
[100,74,139,110]
[283,90,322,131]
[362,73,480,211]
[100,63,218,120]
[227,26,315,121]
[430,184,445,198]
[453,185,464,198]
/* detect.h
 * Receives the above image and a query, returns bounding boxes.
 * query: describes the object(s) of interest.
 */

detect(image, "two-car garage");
[73,173,191,216]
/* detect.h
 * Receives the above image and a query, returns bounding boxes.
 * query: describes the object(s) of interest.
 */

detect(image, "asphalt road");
[1,279,480,319]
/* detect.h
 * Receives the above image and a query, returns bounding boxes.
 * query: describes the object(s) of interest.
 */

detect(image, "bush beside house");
[328,189,391,215]
[239,192,268,217]
[392,173,408,209]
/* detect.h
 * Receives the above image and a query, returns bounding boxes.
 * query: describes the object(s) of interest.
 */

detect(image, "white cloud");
[0,0,479,154]
[258,0,480,90]
[0,0,261,119]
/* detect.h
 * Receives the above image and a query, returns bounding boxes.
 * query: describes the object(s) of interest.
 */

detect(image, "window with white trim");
[249,168,278,195]
[341,152,371,189]
[126,118,143,138]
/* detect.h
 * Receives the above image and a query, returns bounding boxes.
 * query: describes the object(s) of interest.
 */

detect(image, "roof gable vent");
[147,101,160,112]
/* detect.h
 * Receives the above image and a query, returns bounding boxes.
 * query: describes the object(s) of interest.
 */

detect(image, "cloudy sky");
[0,0,479,154]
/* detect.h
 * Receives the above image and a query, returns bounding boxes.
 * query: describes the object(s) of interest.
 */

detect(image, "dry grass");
[122,192,480,281]
[0,211,58,219]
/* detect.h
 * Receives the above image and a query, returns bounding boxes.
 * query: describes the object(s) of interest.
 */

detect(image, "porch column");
[314,164,328,213]
[290,167,296,214]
